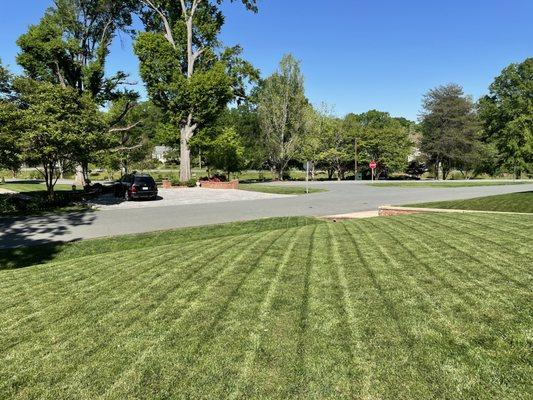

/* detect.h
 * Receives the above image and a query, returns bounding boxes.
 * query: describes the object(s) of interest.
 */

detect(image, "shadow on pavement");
[0,211,96,269]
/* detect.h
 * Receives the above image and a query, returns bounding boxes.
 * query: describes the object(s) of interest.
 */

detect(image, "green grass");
[0,214,531,399]
[369,180,531,188]
[239,183,326,195]
[0,182,78,193]
[406,191,533,213]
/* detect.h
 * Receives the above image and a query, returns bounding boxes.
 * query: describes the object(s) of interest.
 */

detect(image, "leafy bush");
[186,178,197,187]
[27,170,42,180]
[0,191,85,215]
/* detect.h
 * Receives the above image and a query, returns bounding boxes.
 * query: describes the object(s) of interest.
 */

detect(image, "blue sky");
[1,0,532,120]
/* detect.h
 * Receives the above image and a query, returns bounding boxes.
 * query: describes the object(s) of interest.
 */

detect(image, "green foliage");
[348,110,413,178]
[258,54,310,179]
[16,0,136,100]
[419,84,483,179]
[98,100,163,173]
[478,58,533,175]
[206,127,245,179]
[135,0,259,180]
[13,79,105,197]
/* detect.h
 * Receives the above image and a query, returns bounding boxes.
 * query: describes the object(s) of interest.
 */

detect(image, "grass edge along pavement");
[238,183,326,195]
[369,180,531,188]
[0,217,318,270]
[403,191,533,214]
[0,213,531,398]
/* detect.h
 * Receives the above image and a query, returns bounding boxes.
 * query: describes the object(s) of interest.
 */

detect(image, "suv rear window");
[134,176,155,186]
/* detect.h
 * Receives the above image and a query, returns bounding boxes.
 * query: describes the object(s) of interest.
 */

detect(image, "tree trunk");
[180,127,192,182]
[277,166,284,181]
[75,165,87,187]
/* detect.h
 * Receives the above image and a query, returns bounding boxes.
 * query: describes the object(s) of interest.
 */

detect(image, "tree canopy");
[479,57,533,176]
[134,0,259,181]
[419,84,481,179]
[258,54,310,180]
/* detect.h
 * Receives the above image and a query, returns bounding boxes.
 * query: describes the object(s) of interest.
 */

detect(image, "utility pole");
[354,138,358,180]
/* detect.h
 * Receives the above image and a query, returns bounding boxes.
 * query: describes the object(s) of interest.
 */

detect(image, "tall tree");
[205,127,245,180]
[16,0,139,184]
[419,84,481,179]
[135,0,258,181]
[479,58,533,177]
[352,110,412,179]
[0,62,22,174]
[258,54,310,180]
[14,79,104,199]
[298,104,334,180]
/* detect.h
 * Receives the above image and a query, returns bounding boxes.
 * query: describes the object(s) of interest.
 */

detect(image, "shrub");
[186,178,197,187]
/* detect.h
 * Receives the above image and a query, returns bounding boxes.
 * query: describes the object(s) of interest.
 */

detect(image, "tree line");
[0,0,531,200]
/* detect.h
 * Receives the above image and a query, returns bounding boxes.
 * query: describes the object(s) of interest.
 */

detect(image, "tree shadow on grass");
[0,210,96,270]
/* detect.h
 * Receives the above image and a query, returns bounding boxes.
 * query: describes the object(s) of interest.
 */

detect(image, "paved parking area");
[88,188,292,210]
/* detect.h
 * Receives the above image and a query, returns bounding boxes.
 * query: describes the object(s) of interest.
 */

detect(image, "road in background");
[1,180,532,248]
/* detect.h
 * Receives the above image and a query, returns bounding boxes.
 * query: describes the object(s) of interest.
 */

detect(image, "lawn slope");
[0,214,531,399]
[407,191,533,213]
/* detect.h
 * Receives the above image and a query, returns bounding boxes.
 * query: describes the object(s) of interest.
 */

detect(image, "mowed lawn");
[0,182,77,193]
[239,183,326,195]
[409,191,533,213]
[0,215,532,399]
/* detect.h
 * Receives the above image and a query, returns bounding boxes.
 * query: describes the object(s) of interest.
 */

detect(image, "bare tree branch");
[141,0,176,48]
[108,121,142,133]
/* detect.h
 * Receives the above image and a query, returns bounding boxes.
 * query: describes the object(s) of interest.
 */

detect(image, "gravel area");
[88,188,293,210]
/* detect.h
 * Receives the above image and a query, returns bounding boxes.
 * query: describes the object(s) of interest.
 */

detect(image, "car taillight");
[131,185,137,193]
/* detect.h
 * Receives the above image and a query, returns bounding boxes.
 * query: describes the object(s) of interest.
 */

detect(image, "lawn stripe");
[0,234,248,396]
[23,232,258,398]
[53,234,258,395]
[364,216,532,395]
[171,225,308,398]
[0,235,222,322]
[99,227,289,399]
[288,222,355,398]
[372,217,513,306]
[342,220,446,398]
[436,213,533,246]
[0,233,229,333]
[406,215,532,286]
[454,211,533,232]
[228,224,311,400]
[294,218,316,398]
[230,223,317,399]
[325,222,363,398]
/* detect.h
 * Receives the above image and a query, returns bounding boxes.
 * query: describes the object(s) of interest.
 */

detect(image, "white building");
[152,146,172,163]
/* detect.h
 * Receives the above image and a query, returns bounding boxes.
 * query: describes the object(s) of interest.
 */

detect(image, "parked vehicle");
[114,173,158,201]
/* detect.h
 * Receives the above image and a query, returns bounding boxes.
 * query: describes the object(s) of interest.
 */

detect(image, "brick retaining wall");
[200,180,239,189]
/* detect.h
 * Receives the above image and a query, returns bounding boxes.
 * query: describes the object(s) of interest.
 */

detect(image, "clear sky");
[1,0,532,121]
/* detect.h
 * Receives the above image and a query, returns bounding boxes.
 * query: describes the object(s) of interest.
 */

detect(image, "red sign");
[369,160,377,169]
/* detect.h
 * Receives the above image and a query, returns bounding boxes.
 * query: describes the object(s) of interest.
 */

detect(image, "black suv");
[115,173,158,201]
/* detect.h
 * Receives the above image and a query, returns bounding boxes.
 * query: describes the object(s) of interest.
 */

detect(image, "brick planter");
[200,179,239,189]
[162,179,172,189]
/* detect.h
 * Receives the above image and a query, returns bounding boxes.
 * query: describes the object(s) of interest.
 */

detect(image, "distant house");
[152,146,172,163]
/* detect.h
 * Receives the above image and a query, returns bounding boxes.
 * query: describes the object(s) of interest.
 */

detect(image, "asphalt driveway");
[1,180,532,248]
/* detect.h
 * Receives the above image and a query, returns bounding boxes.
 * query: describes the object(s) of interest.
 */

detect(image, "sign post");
[369,160,377,182]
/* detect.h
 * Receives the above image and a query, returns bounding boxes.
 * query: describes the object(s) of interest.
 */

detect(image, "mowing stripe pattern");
[0,214,531,399]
